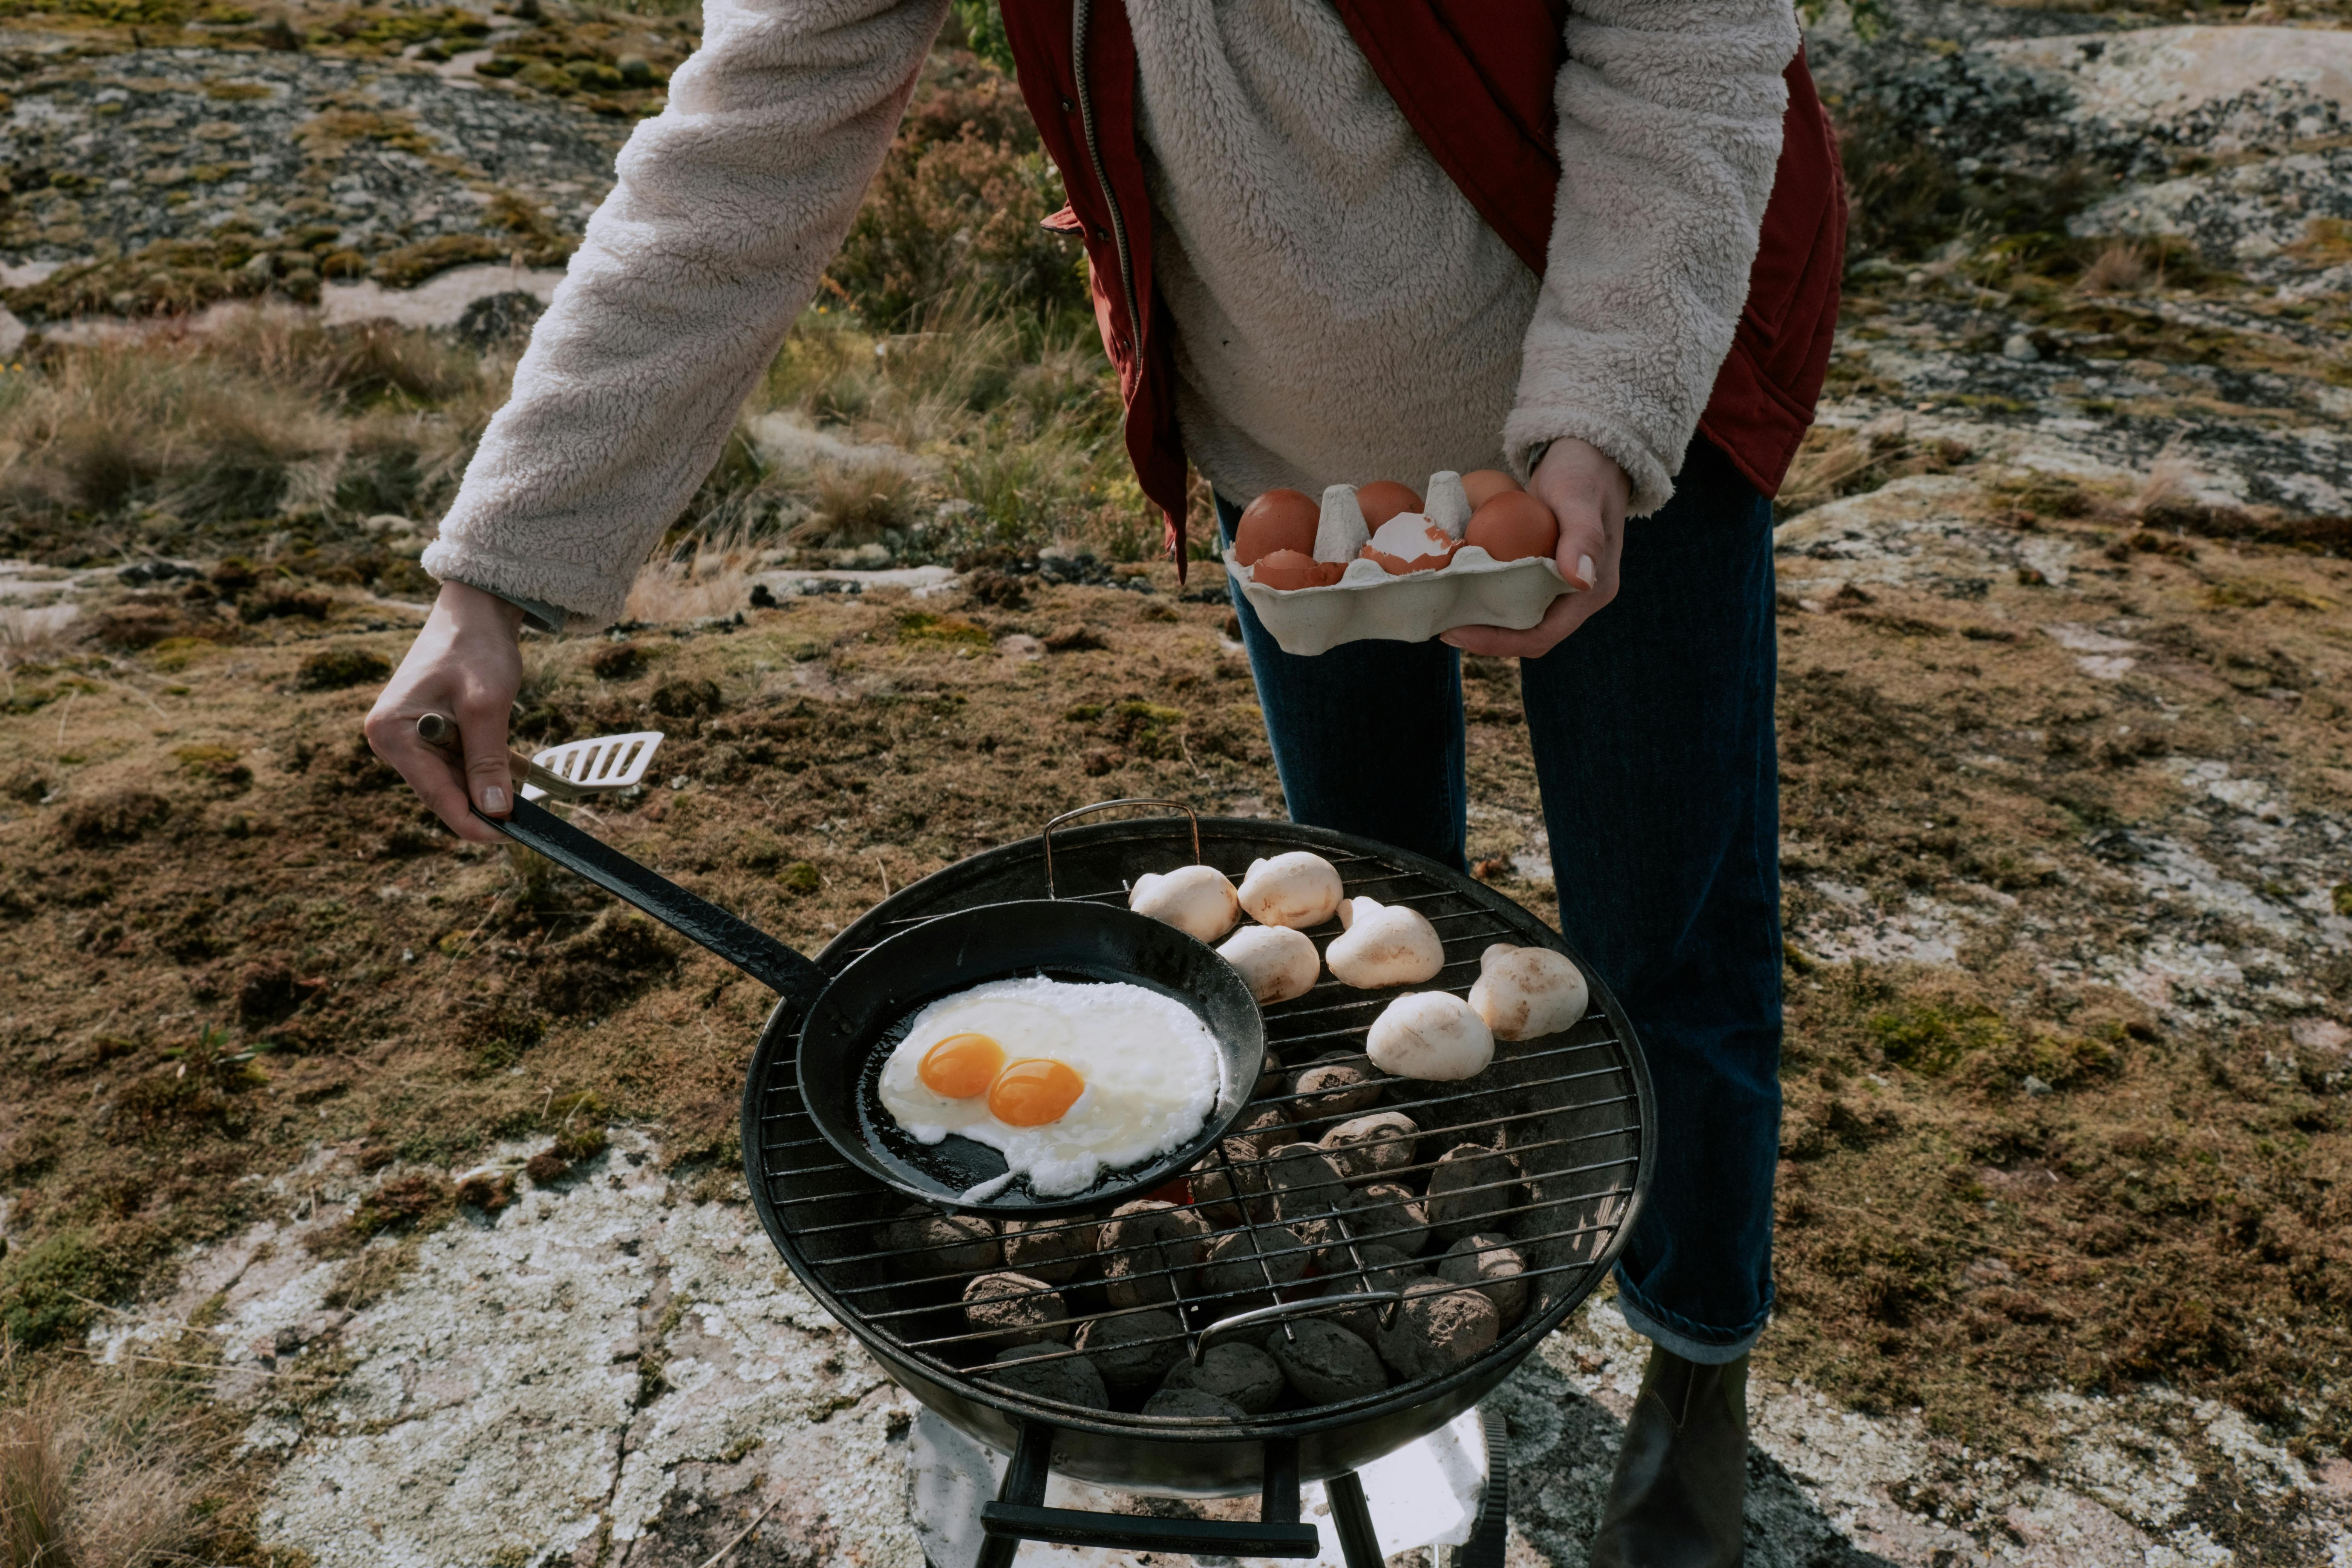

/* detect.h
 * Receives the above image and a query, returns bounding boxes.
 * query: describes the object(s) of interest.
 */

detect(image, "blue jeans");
[1218,435,1781,1363]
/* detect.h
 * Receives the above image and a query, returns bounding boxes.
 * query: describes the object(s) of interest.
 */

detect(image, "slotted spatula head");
[521,730,665,801]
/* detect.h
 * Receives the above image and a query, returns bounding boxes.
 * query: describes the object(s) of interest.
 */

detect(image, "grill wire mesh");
[751,821,1646,1431]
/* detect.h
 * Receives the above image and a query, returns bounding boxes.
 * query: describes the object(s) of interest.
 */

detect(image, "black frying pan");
[470,797,1264,1216]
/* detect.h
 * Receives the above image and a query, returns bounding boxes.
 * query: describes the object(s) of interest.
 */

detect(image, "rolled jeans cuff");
[1613,1266,1770,1366]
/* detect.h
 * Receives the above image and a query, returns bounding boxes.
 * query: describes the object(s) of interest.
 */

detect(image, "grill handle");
[1193,1290,1406,1360]
[1039,798,1202,898]
[477,799,829,1011]
[977,1421,1325,1564]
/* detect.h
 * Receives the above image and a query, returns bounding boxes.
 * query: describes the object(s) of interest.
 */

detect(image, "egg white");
[877,976,1223,1197]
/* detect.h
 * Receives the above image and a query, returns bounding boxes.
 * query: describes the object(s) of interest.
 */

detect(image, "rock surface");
[0,44,622,291]
[89,1128,2352,1565]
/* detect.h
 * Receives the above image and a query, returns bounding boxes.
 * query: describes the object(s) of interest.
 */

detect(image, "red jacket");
[999,1,1846,566]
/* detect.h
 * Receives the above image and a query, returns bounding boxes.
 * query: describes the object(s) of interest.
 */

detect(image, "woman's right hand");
[364,581,528,843]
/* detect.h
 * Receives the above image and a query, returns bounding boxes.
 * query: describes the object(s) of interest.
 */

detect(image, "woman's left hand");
[1440,436,1629,659]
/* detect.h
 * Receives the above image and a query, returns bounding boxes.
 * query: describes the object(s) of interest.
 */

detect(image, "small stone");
[978,1344,1109,1409]
[1437,1233,1527,1324]
[1160,1341,1285,1414]
[883,1207,999,1274]
[1424,1145,1521,1242]
[1199,1224,1310,1307]
[1375,1278,1501,1380]
[1075,1308,1187,1391]
[1265,1317,1387,1405]
[1140,1386,1245,1419]
[962,1271,1070,1347]
[1307,1243,1423,1341]
[1099,1200,1210,1309]
[1262,1144,1349,1228]
[1188,1138,1269,1228]
[2002,333,2040,362]
[1320,1112,1419,1183]
[1291,1052,1383,1121]
[2023,1074,2054,1097]
[1001,1217,1097,1286]
[1334,1182,1428,1258]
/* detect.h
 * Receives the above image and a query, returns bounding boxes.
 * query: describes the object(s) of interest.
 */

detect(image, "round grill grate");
[744,814,1652,1444]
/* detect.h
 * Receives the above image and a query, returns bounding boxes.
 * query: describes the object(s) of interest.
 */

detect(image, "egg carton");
[1225,471,1574,656]
[1227,547,1570,656]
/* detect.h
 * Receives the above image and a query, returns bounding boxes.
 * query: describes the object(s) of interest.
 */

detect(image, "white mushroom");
[1365,992,1494,1081]
[1313,484,1370,564]
[1423,472,1472,539]
[1216,925,1320,1004]
[1325,897,1444,988]
[1128,864,1240,943]
[1237,851,1344,929]
[1467,943,1589,1041]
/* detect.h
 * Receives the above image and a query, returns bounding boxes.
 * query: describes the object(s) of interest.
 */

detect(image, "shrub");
[59,791,170,847]
[830,51,1086,329]
[0,1230,139,1350]
[295,646,393,691]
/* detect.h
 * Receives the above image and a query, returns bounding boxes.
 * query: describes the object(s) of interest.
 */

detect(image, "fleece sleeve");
[421,0,950,628]
[1502,0,1800,517]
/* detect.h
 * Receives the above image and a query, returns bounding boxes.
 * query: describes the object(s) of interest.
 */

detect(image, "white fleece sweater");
[424,0,1799,628]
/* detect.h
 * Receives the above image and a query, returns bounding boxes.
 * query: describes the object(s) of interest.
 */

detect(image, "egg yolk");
[918,1032,1007,1098]
[987,1058,1087,1126]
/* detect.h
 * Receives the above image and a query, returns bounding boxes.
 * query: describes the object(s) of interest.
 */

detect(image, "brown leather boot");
[1588,1347,1748,1568]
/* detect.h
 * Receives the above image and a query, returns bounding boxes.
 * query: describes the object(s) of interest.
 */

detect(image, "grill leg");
[1325,1470,1383,1568]
[1262,1438,1301,1525]
[975,1423,1053,1568]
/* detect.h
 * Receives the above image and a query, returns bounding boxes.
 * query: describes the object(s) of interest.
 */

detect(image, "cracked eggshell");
[1128,864,1240,943]
[1216,925,1320,1005]
[1313,484,1370,564]
[1361,513,1461,575]
[1467,943,1589,1041]
[1238,851,1344,929]
[1365,992,1494,1082]
[1325,897,1443,988]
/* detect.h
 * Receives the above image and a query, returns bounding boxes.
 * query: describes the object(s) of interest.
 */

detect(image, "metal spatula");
[519,730,666,801]
[415,714,665,803]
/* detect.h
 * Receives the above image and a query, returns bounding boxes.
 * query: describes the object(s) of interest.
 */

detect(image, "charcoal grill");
[741,805,1654,1566]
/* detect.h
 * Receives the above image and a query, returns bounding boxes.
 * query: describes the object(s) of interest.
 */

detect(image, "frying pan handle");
[478,799,829,1010]
[1039,798,1202,898]
[1192,1291,1404,1360]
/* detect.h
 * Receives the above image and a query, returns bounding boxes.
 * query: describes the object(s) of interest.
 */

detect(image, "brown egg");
[1252,550,1345,591]
[1355,481,1423,528]
[1465,492,1559,563]
[1461,469,1521,510]
[1233,488,1320,567]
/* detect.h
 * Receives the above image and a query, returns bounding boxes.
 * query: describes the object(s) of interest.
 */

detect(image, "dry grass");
[0,1354,214,1568]
[2133,446,2203,518]
[623,524,765,625]
[0,607,80,666]
[1776,421,1975,516]
[0,311,510,574]
[2076,239,2151,295]
[792,462,918,548]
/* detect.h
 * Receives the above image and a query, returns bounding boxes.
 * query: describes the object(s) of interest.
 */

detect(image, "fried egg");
[877,976,1224,1197]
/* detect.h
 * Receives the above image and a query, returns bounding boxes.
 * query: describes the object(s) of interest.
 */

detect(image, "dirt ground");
[3,484,2348,1505]
[5,0,2352,1559]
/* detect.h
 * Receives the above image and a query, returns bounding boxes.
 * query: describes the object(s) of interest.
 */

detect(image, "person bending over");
[367,4,1844,1559]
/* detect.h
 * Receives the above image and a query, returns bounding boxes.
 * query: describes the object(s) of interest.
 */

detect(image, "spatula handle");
[415,712,603,801]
